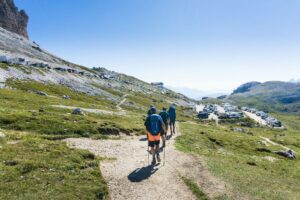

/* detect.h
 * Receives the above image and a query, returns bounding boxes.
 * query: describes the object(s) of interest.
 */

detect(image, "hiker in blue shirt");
[159,107,169,148]
[144,106,166,165]
[168,104,176,136]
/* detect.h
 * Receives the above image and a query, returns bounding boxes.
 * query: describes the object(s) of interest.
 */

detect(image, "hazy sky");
[16,0,300,92]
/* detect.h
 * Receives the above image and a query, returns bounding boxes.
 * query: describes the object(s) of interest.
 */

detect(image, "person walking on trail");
[147,105,155,117]
[144,106,166,165]
[168,104,176,136]
[159,107,169,148]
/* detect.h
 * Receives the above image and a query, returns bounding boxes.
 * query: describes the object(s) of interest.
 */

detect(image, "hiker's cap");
[150,106,157,114]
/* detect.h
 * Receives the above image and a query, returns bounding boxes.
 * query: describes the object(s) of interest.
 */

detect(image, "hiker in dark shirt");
[168,104,176,136]
[159,107,169,148]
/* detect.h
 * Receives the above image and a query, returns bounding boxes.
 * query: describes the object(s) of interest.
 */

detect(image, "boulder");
[39,106,45,112]
[274,149,296,160]
[232,127,244,132]
[72,108,83,115]
[63,95,70,99]
[36,91,48,96]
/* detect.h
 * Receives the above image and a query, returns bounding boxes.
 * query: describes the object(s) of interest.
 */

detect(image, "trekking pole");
[147,145,149,166]
[163,143,166,166]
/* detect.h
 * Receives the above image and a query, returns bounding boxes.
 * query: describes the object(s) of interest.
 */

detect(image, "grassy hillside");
[228,81,300,114]
[0,77,194,199]
[0,78,192,137]
[0,130,109,199]
[176,115,300,200]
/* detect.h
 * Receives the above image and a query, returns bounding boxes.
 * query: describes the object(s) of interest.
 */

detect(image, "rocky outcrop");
[0,0,28,38]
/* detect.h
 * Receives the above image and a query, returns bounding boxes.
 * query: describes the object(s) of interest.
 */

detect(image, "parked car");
[249,108,257,113]
[198,111,209,119]
[265,117,282,127]
[241,107,249,111]
[227,112,243,119]
[256,111,268,119]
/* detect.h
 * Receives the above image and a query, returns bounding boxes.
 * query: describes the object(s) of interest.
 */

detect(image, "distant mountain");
[289,79,300,83]
[166,86,229,100]
[232,81,261,94]
[228,81,300,114]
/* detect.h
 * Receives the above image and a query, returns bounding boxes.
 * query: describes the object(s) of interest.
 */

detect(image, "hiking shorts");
[147,133,160,147]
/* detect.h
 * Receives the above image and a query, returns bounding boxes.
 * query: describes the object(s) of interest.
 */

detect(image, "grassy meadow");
[176,115,300,200]
[0,130,109,199]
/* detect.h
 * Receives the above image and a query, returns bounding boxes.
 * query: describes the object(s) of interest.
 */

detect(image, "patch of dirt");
[65,127,249,200]
[264,156,278,162]
[116,94,128,111]
[260,136,289,150]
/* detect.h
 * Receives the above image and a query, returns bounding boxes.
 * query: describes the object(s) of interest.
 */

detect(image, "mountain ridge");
[228,81,300,114]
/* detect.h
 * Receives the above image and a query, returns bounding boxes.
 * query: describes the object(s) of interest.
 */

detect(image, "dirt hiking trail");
[65,127,248,200]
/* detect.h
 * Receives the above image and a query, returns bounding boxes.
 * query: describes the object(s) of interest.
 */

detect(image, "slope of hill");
[0,26,193,105]
[228,81,300,114]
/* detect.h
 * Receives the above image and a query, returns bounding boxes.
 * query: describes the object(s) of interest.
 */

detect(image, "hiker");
[144,106,166,165]
[168,104,176,136]
[147,105,155,117]
[159,107,169,148]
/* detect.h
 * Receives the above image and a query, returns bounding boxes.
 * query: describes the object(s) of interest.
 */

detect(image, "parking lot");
[195,103,283,128]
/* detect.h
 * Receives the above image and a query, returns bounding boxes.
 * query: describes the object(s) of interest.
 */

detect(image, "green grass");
[0,62,9,70]
[181,176,209,200]
[0,80,147,136]
[0,79,192,137]
[176,118,300,200]
[91,83,125,97]
[0,130,109,199]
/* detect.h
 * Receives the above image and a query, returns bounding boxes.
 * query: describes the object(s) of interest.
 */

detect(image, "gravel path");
[243,111,267,126]
[260,136,290,150]
[116,94,129,111]
[65,129,245,200]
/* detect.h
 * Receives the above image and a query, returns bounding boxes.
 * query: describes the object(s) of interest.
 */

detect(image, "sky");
[15,0,300,93]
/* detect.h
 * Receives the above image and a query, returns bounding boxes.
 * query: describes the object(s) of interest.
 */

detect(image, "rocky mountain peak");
[0,0,29,38]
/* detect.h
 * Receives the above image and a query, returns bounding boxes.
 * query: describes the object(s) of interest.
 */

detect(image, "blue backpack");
[149,114,162,136]
[169,106,176,120]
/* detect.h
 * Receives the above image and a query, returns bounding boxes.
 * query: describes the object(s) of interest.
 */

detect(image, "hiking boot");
[157,154,161,163]
[151,158,156,165]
